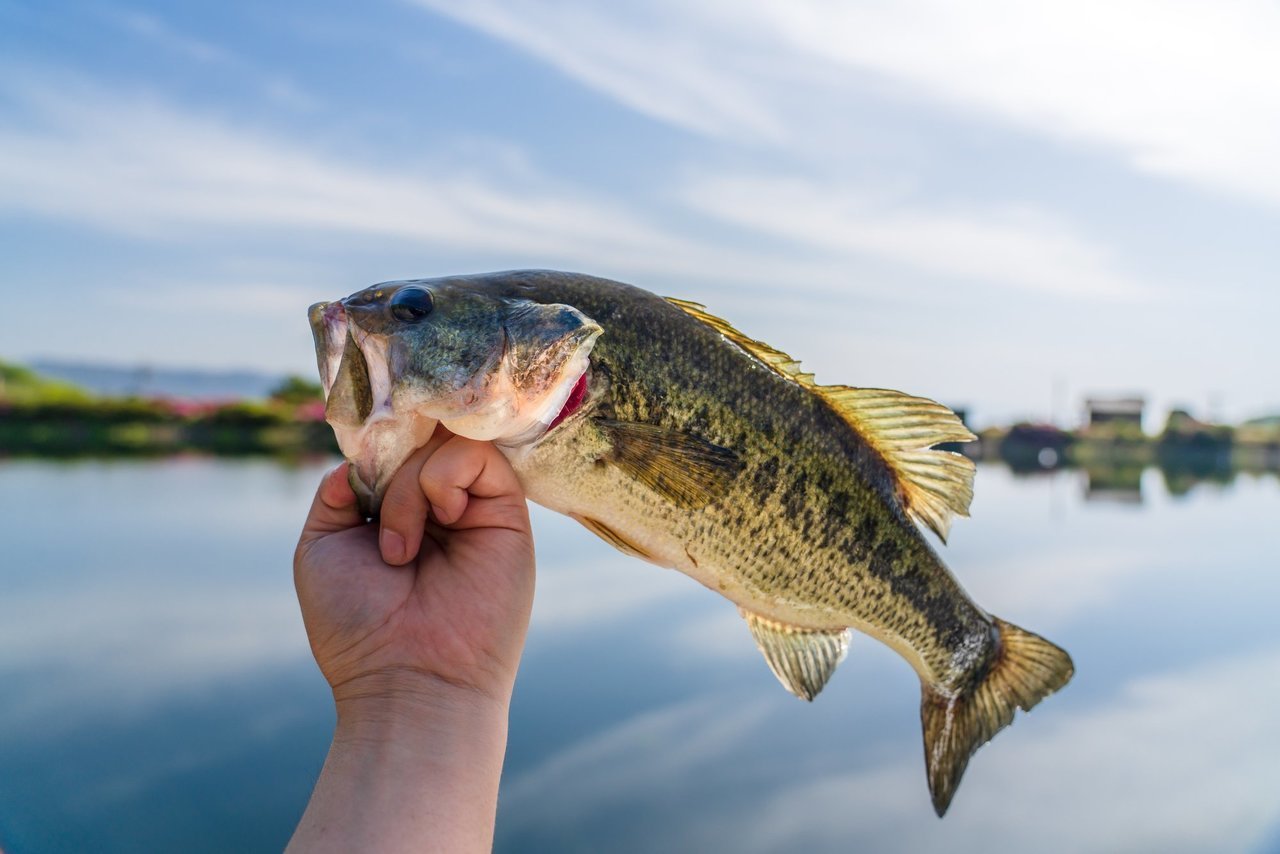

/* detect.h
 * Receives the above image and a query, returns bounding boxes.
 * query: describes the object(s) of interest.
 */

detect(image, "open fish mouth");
[309,300,349,400]
[308,300,395,429]
[308,298,425,514]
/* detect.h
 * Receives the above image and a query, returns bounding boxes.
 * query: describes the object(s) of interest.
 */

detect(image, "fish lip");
[309,300,350,400]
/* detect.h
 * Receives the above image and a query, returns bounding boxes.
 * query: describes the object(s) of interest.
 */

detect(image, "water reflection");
[1,460,1277,853]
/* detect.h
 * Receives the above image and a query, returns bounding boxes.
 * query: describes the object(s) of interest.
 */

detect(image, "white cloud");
[420,0,1280,206]
[104,6,320,110]
[0,72,1141,307]
[105,282,324,317]
[0,74,711,276]
[410,0,782,140]
[108,8,235,65]
[683,174,1148,299]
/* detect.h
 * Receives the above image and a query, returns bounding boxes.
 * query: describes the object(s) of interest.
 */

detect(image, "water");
[1,459,1278,853]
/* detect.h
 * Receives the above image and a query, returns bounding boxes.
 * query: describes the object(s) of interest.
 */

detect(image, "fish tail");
[920,617,1074,817]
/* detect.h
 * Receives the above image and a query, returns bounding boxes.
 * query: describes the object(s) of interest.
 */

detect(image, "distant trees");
[269,375,324,405]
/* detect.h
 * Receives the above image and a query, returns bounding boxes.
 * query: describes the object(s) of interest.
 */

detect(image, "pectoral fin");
[741,609,851,701]
[595,419,742,509]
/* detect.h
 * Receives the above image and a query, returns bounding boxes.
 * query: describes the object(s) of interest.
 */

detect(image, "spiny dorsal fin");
[741,609,851,701]
[595,418,743,509]
[666,297,816,384]
[667,297,976,542]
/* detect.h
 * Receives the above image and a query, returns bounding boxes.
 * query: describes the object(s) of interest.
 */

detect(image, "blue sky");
[2,0,1278,426]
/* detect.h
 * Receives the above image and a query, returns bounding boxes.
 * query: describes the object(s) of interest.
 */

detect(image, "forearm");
[288,680,511,854]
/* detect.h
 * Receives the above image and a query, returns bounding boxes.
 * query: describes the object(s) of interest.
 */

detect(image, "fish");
[308,269,1074,816]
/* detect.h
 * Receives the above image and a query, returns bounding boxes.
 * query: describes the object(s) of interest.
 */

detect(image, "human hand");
[290,425,535,853]
[294,424,535,711]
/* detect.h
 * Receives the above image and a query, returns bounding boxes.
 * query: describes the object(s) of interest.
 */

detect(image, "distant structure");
[1084,396,1144,429]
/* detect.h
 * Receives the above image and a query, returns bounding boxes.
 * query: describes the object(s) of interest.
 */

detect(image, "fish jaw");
[338,408,438,516]
[308,301,349,399]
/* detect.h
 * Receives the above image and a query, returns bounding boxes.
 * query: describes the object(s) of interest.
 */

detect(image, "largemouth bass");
[308,270,1073,815]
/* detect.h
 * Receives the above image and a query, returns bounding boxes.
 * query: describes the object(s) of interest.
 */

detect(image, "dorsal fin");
[667,297,976,542]
[741,609,851,701]
[820,387,976,542]
[667,298,817,385]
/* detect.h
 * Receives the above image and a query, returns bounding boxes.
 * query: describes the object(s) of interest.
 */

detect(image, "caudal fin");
[921,617,1074,816]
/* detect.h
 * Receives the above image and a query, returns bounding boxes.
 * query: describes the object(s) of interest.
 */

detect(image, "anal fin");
[741,609,850,701]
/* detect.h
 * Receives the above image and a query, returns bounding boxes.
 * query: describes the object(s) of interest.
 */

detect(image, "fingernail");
[430,503,449,523]
[380,529,406,563]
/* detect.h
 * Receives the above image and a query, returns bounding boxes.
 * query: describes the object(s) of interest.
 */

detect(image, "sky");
[1,0,1278,427]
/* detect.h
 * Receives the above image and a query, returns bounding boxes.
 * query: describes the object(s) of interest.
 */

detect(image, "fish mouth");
[309,297,430,515]
[308,301,350,400]
[547,370,590,433]
[309,299,394,427]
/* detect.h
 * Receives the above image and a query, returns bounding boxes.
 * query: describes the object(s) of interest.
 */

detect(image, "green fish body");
[309,270,1074,815]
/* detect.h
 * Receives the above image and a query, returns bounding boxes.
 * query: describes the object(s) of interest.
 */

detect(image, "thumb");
[299,463,364,544]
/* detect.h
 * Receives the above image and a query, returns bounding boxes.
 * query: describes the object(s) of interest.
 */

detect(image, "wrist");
[333,668,510,741]
[290,670,511,854]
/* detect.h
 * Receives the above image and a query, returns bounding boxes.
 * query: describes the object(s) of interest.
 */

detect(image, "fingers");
[378,431,529,564]
[417,434,527,531]
[377,427,456,565]
[300,463,363,543]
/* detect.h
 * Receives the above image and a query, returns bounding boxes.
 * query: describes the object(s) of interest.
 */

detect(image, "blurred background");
[2,1,1279,852]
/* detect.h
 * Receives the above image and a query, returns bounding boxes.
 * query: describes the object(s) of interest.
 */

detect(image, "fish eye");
[389,287,434,322]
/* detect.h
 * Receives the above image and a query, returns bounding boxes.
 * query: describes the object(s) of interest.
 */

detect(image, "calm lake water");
[1,458,1278,853]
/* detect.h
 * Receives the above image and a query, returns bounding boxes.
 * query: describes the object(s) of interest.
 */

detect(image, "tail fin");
[921,617,1074,816]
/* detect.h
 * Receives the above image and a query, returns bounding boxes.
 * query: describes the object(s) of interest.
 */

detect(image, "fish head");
[309,277,602,514]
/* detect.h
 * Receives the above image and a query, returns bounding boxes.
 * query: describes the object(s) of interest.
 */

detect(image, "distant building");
[1084,396,1144,429]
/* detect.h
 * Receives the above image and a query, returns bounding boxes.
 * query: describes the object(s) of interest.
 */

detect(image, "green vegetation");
[269,375,324,405]
[0,361,93,405]
[0,360,336,457]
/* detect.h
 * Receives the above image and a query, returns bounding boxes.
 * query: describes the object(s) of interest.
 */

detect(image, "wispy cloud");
[0,73,706,271]
[410,0,782,140]
[108,7,235,65]
[0,72,1138,305]
[683,174,1148,299]
[420,0,1280,207]
[103,6,320,110]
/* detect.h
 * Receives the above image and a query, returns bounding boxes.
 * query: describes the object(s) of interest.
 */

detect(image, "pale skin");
[289,425,535,854]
